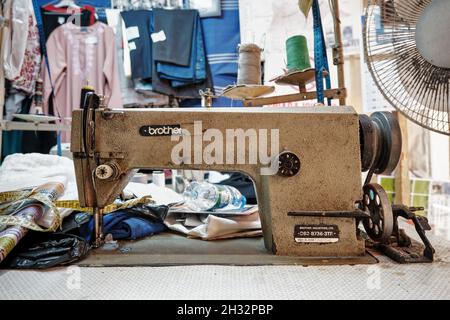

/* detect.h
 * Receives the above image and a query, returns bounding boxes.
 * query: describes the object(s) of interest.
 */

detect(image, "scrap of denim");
[80,210,167,242]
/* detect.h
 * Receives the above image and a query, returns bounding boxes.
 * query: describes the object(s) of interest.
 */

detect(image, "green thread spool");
[286,35,311,72]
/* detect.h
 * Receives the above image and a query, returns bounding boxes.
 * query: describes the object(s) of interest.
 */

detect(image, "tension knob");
[276,152,301,177]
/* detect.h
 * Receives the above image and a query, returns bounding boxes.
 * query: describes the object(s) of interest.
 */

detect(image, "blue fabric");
[80,211,167,242]
[156,13,206,88]
[201,0,241,107]
[121,10,154,80]
[312,0,331,105]
[1,132,23,160]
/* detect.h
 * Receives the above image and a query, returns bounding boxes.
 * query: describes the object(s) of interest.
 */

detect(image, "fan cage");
[363,0,450,135]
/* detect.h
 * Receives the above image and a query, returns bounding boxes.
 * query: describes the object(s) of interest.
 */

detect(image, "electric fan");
[364,0,450,134]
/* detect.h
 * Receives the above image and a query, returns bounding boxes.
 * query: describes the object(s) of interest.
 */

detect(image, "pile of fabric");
[0,154,168,268]
[0,153,262,269]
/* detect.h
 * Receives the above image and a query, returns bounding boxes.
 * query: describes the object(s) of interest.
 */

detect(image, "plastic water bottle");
[183,181,247,211]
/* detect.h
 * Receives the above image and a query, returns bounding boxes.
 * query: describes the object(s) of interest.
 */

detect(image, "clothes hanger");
[114,0,129,10]
[44,0,80,9]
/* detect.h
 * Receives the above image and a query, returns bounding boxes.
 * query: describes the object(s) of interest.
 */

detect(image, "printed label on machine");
[294,225,339,243]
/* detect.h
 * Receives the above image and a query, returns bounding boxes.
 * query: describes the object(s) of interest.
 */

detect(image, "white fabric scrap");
[164,211,262,241]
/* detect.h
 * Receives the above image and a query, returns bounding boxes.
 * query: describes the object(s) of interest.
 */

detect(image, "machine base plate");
[77,233,378,267]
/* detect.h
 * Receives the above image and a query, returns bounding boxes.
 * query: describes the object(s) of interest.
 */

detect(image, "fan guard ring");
[363,0,450,135]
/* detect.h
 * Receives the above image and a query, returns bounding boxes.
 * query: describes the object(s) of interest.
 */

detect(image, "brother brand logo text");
[140,125,182,137]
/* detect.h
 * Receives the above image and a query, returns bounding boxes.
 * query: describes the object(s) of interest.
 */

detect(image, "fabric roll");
[0,205,44,263]
[0,182,65,263]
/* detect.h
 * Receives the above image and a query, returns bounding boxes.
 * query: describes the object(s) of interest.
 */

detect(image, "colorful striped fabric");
[0,205,44,263]
[202,0,241,107]
[0,182,64,263]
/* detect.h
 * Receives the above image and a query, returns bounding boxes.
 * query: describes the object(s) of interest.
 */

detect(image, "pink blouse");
[42,22,122,142]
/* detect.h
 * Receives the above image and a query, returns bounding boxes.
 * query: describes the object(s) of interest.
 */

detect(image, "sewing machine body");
[72,104,369,258]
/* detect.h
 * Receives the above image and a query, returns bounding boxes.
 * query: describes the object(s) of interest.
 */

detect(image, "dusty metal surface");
[76,233,377,267]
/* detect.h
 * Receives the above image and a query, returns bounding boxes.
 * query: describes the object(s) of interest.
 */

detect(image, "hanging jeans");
[156,14,206,88]
[121,10,153,80]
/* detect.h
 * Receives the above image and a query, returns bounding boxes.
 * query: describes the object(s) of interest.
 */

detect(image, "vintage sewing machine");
[71,92,434,264]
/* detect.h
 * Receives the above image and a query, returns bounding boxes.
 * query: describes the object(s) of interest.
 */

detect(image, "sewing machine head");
[71,92,402,258]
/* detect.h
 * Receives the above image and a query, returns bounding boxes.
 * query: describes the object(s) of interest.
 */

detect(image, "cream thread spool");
[237,44,263,85]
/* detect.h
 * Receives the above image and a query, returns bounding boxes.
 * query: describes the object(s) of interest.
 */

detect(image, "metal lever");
[392,205,435,262]
[374,205,436,263]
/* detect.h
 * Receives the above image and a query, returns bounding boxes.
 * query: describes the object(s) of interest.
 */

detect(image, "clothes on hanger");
[120,9,153,80]
[2,0,30,82]
[151,9,213,99]
[76,0,111,23]
[155,9,206,88]
[153,9,197,67]
[2,0,41,96]
[1,0,48,159]
[41,21,122,142]
[106,9,168,107]
[40,4,96,39]
[0,1,5,111]
[34,0,111,23]
[10,1,41,95]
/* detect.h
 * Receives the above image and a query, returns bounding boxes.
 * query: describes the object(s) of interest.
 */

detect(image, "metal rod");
[288,210,370,218]
[93,207,104,248]
[0,120,71,132]
[332,0,346,106]
[242,88,346,107]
